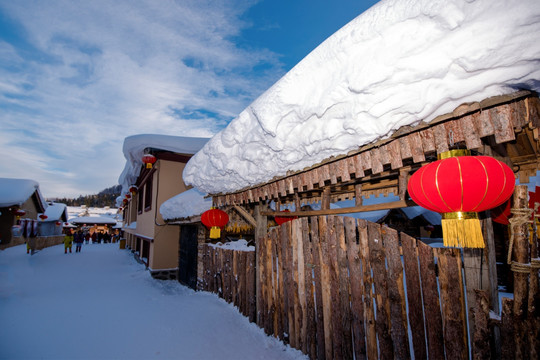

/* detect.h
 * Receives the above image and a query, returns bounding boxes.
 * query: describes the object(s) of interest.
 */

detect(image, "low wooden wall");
[199,245,256,323]
[0,235,64,251]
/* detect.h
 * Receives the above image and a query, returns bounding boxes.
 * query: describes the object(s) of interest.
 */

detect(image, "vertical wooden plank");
[387,140,403,169]
[346,156,358,179]
[360,151,372,174]
[355,184,363,207]
[370,148,384,174]
[335,216,353,360]
[367,221,394,359]
[247,250,256,323]
[419,128,436,154]
[232,250,238,308]
[463,248,489,338]
[337,158,351,182]
[318,216,334,359]
[432,123,450,154]
[444,119,465,145]
[258,232,267,329]
[329,162,338,184]
[491,104,516,143]
[301,218,317,359]
[399,136,413,160]
[417,241,445,359]
[401,234,427,360]
[345,217,367,360]
[358,219,377,360]
[310,216,326,360]
[286,221,298,349]
[353,154,366,178]
[266,230,276,336]
[238,251,246,316]
[408,132,426,163]
[378,145,390,166]
[461,114,483,149]
[471,289,492,359]
[326,216,343,359]
[294,219,308,353]
[475,110,494,138]
[280,223,291,343]
[382,226,411,359]
[500,297,516,360]
[320,165,331,187]
[511,185,530,358]
[437,247,468,360]
[275,227,285,340]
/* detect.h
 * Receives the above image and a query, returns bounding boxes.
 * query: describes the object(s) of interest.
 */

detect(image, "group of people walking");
[63,229,116,253]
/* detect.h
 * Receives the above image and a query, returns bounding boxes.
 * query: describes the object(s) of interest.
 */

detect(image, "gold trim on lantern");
[437,149,471,160]
[442,212,478,220]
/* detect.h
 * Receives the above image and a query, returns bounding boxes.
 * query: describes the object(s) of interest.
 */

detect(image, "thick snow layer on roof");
[0,178,45,208]
[118,134,209,195]
[160,188,212,221]
[43,203,67,222]
[184,0,540,194]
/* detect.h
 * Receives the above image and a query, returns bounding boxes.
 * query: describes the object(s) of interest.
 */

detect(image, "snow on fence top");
[183,0,540,195]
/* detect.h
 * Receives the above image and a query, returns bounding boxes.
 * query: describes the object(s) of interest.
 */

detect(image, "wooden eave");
[211,91,540,214]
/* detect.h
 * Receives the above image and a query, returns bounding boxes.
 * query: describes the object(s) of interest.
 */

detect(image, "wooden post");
[511,185,530,358]
[355,184,363,207]
[321,187,331,210]
[398,168,409,200]
[255,203,268,326]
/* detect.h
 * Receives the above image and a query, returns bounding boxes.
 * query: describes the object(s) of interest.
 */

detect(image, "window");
[138,186,143,214]
[144,175,153,211]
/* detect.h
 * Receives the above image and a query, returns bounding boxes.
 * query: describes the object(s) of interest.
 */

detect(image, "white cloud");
[0,0,284,198]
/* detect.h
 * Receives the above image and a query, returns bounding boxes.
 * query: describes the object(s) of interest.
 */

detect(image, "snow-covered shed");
[0,178,47,247]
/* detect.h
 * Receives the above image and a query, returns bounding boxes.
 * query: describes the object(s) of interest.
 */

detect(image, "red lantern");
[129,185,138,194]
[39,214,48,221]
[13,209,26,220]
[125,193,131,199]
[408,150,515,248]
[275,209,298,226]
[142,154,157,169]
[55,221,62,226]
[201,208,229,239]
[123,199,128,205]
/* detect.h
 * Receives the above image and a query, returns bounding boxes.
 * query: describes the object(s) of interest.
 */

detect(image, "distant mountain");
[53,185,122,208]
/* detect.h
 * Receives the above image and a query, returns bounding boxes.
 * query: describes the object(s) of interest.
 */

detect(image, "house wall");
[148,159,190,271]
[0,197,40,246]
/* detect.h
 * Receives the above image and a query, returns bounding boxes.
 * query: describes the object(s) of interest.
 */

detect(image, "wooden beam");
[232,205,257,227]
[261,199,416,217]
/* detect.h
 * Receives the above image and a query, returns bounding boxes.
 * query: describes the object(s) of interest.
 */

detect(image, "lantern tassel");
[209,226,221,239]
[442,212,485,248]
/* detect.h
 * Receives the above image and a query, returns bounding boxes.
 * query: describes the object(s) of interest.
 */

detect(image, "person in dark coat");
[91,231,97,244]
[84,231,90,244]
[74,230,84,252]
[97,231,104,244]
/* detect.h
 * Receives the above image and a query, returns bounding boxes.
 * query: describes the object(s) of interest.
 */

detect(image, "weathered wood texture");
[254,216,473,359]
[213,93,540,207]
[200,211,540,359]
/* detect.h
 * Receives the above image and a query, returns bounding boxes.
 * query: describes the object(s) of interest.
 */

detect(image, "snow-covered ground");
[0,243,307,360]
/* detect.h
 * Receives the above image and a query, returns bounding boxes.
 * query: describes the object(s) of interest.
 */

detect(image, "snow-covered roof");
[160,188,212,221]
[69,216,118,225]
[43,202,68,222]
[118,134,209,196]
[0,178,46,209]
[183,0,540,194]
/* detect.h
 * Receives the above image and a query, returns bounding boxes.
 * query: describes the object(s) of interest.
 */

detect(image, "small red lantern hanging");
[201,208,229,239]
[13,209,26,220]
[408,149,515,248]
[275,209,298,226]
[142,154,157,169]
[123,199,128,205]
[39,214,48,221]
[55,221,62,226]
[129,185,138,195]
[125,193,131,199]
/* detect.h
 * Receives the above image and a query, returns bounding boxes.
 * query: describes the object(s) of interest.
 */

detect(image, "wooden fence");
[200,245,257,323]
[200,215,540,359]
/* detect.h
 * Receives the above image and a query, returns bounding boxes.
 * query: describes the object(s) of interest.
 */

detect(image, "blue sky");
[0,0,379,199]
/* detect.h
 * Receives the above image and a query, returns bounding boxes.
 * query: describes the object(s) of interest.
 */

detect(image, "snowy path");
[0,243,306,360]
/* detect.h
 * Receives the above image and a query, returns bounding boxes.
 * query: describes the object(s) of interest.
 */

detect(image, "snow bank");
[118,134,209,199]
[160,187,212,220]
[209,239,255,252]
[183,0,540,194]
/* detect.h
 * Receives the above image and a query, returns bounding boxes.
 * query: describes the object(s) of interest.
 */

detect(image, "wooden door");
[178,225,198,290]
